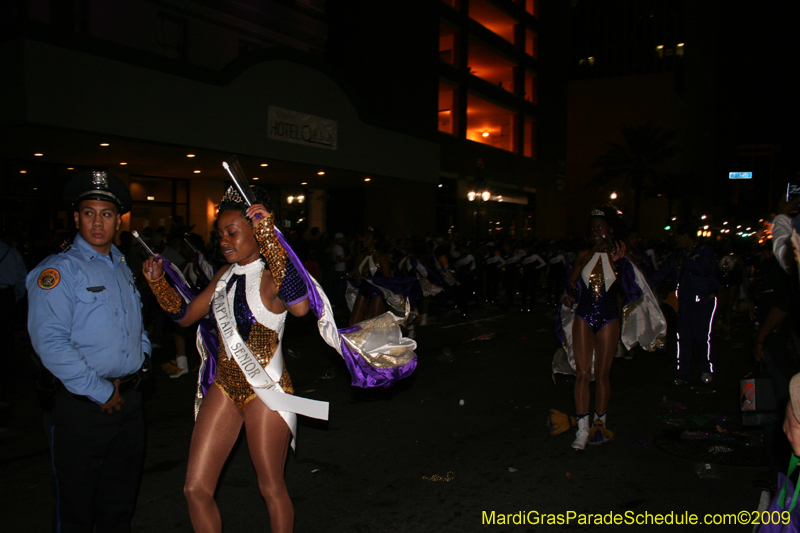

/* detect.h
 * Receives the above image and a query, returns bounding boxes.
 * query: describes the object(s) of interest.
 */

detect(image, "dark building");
[564,0,798,238]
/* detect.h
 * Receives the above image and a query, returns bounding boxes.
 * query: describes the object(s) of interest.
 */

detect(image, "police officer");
[650,223,719,385]
[27,170,151,532]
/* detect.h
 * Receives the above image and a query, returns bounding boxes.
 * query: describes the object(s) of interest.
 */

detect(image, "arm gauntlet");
[277,260,308,305]
[254,213,288,292]
[146,275,187,321]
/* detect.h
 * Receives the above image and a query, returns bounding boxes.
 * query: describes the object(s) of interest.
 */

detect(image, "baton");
[222,157,262,220]
[182,233,199,254]
[132,230,156,257]
[222,157,257,203]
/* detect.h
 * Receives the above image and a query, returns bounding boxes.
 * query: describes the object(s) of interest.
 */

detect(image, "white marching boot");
[571,416,590,451]
[170,355,189,378]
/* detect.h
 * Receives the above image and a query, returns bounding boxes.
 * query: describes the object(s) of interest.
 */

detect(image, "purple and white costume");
[553,254,666,379]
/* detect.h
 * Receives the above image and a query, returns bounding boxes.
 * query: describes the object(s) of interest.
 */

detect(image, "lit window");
[525,0,538,17]
[524,71,537,104]
[676,43,685,56]
[525,30,538,58]
[439,23,458,64]
[466,93,515,153]
[467,39,516,94]
[441,0,460,9]
[438,81,458,134]
[655,45,664,58]
[524,117,537,159]
[469,0,516,44]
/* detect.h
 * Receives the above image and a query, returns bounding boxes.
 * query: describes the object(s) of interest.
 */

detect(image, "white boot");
[170,355,189,378]
[588,411,613,445]
[571,416,590,451]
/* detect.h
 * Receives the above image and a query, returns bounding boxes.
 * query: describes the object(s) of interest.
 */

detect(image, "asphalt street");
[1,297,775,532]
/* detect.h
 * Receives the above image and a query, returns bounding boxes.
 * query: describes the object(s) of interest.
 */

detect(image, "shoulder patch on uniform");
[38,268,61,290]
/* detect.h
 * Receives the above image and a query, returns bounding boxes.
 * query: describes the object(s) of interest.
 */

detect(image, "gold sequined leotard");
[358,253,380,277]
[213,259,294,409]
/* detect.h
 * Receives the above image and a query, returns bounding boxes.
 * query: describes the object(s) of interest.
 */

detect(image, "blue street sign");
[729,172,752,179]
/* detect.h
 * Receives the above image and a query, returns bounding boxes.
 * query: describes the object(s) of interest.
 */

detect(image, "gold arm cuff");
[146,274,183,314]
[254,214,287,292]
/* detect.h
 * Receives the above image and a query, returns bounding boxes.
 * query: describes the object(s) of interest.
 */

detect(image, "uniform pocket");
[76,288,110,304]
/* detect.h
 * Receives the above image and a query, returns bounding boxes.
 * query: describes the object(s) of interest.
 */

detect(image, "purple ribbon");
[276,230,417,388]
[159,257,220,393]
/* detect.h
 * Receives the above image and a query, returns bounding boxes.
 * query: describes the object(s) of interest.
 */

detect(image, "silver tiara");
[591,209,605,216]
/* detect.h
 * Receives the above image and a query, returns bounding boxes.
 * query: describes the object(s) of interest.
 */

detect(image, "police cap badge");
[63,170,133,214]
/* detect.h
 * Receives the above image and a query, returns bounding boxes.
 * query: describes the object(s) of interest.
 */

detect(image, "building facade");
[1,0,439,249]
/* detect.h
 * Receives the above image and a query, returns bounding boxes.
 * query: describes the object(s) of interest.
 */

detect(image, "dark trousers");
[546,264,566,306]
[676,296,717,381]
[520,269,540,310]
[455,271,474,313]
[0,287,15,407]
[50,388,145,532]
[486,268,500,303]
[503,268,518,305]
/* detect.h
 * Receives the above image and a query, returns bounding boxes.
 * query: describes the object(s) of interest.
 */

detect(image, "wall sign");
[268,106,337,150]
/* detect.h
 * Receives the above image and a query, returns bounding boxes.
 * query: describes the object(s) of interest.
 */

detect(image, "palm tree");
[586,122,679,231]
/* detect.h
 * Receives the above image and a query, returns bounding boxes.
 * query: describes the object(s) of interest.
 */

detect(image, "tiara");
[220,186,244,205]
[590,209,605,216]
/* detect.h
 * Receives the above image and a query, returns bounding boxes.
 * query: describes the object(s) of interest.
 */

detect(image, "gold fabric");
[214,322,294,410]
[589,257,604,299]
[342,312,416,369]
[145,274,183,314]
[359,253,381,277]
[254,214,287,292]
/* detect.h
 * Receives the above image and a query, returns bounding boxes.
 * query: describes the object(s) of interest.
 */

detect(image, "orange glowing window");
[467,40,516,94]
[438,81,458,135]
[467,93,515,153]
[525,29,538,58]
[441,0,460,9]
[469,0,517,44]
[524,71,537,104]
[525,0,538,17]
[439,23,458,65]
[524,117,537,159]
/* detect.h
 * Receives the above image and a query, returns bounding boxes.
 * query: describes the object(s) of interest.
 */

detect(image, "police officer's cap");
[63,170,132,214]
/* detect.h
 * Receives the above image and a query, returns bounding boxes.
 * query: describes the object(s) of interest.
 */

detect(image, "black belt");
[111,373,139,394]
[59,368,145,403]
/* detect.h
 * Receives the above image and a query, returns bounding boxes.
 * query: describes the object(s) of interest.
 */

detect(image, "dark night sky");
[716,1,799,146]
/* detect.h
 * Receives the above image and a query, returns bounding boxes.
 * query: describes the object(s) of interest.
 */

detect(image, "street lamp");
[610,192,618,200]
[468,189,491,238]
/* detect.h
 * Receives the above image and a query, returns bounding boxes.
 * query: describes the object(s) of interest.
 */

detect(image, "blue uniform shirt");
[650,244,719,302]
[27,234,150,404]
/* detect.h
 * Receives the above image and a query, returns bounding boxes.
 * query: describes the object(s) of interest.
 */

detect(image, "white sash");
[213,275,329,421]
